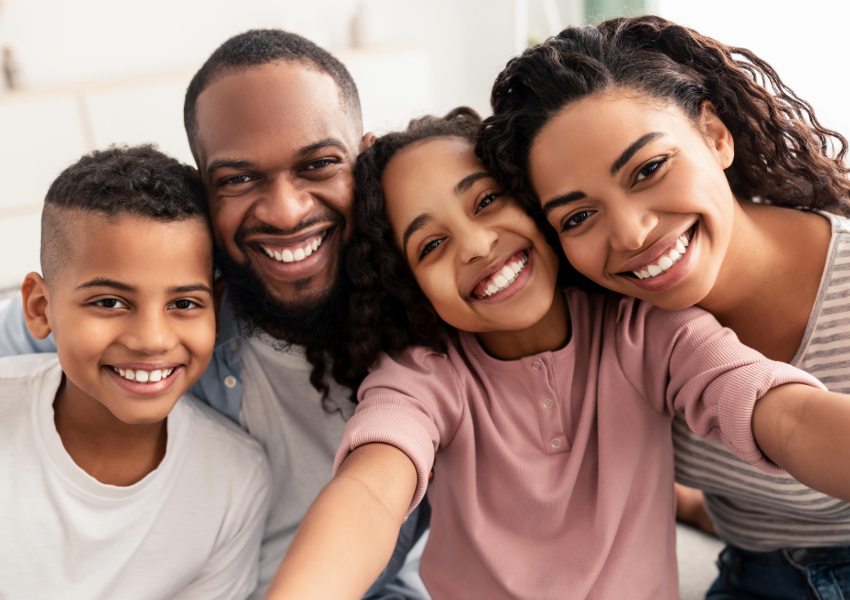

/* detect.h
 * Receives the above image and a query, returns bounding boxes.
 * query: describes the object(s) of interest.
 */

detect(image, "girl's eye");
[420,238,444,259]
[94,298,126,309]
[169,299,199,310]
[635,157,668,183]
[476,193,498,213]
[563,210,593,232]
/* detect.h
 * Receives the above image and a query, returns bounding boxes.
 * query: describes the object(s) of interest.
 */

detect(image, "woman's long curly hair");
[328,108,482,399]
[477,15,850,217]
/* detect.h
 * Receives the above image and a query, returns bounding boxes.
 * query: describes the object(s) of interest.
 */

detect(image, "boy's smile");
[27,214,215,426]
[382,136,561,340]
[529,91,737,311]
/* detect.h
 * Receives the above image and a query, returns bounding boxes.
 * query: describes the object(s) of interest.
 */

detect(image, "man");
[0,29,427,600]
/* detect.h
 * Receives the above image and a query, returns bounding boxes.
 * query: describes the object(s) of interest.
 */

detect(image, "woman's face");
[382,136,561,333]
[528,91,736,311]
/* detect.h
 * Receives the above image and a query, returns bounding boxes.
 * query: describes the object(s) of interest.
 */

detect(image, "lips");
[106,364,183,396]
[472,251,529,299]
[629,228,693,280]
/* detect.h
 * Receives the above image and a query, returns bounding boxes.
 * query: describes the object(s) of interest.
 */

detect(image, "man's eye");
[635,157,668,182]
[220,174,254,186]
[476,193,498,213]
[420,238,444,259]
[563,211,593,231]
[94,298,126,309]
[169,299,199,310]
[303,158,339,171]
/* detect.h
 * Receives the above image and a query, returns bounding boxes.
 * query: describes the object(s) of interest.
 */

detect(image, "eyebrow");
[205,137,349,174]
[297,137,348,157]
[74,279,212,295]
[610,132,666,176]
[206,158,253,173]
[454,171,490,196]
[541,191,588,216]
[402,213,433,253]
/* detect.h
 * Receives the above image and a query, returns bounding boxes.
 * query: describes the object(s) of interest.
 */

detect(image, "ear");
[359,132,378,154]
[699,100,734,170]
[20,272,53,340]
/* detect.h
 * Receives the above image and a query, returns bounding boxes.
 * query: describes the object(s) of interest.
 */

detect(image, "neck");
[53,376,167,486]
[697,200,830,362]
[476,288,570,360]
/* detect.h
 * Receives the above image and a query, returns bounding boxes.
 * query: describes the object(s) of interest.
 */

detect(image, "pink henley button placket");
[530,358,569,454]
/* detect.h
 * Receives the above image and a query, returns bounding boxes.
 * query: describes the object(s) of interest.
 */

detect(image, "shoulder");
[0,353,60,381]
[176,394,270,483]
[360,343,463,402]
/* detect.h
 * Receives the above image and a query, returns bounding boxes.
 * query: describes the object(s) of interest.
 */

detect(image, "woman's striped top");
[673,211,850,551]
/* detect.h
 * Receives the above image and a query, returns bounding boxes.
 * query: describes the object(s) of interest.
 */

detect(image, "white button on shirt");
[224,375,238,389]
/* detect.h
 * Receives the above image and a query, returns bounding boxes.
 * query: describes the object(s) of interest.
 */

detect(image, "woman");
[478,15,850,599]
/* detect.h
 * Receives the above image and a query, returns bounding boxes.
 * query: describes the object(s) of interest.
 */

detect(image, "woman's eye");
[563,210,593,231]
[476,193,498,213]
[169,299,199,310]
[94,298,126,309]
[635,157,668,183]
[419,238,444,259]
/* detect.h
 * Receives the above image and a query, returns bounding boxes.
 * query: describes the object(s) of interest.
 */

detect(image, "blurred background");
[0,0,847,294]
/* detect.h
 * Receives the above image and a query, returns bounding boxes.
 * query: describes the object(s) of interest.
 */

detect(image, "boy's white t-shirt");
[0,354,272,600]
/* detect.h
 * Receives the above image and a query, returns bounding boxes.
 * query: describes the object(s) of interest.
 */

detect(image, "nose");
[457,220,498,263]
[121,307,177,356]
[253,175,315,231]
[607,202,658,252]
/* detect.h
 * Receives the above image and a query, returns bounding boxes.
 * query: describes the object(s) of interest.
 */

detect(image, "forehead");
[194,61,359,170]
[530,93,686,188]
[383,137,479,209]
[60,215,212,286]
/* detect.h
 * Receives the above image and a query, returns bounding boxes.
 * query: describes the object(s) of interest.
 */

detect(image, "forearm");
[264,443,417,600]
[754,384,850,502]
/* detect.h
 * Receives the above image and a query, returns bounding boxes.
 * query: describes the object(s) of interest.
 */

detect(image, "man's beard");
[214,242,350,352]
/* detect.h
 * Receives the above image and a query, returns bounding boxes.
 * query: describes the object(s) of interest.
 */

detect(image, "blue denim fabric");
[707,545,850,600]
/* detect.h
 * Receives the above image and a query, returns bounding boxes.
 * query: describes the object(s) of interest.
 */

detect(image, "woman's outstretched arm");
[754,384,850,502]
[264,443,418,600]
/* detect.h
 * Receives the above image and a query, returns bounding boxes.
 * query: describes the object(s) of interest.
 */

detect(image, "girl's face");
[382,136,561,334]
[528,91,736,311]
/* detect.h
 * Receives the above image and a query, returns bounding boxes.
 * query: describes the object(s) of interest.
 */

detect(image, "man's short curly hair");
[183,29,362,165]
[41,144,207,284]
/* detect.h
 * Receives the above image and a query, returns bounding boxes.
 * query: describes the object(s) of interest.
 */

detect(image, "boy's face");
[30,214,215,425]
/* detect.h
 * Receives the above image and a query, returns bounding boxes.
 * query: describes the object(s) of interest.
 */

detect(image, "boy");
[0,146,272,600]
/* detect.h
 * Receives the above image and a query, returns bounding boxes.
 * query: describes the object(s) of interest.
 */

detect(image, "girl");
[477,15,850,599]
[264,109,850,600]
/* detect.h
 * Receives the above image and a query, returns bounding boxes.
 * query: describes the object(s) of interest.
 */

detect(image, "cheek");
[209,197,248,248]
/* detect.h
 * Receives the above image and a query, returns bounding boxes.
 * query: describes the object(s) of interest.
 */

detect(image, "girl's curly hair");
[477,15,850,217]
[328,107,482,399]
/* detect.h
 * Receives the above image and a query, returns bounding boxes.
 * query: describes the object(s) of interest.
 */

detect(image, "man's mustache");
[234,213,346,249]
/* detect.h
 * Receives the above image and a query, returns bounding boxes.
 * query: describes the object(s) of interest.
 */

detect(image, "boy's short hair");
[41,144,207,284]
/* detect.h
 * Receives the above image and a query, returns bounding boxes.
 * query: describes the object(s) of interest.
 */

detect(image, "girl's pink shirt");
[336,289,824,600]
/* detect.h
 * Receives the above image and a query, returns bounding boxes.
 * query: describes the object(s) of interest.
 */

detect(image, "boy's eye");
[635,157,668,183]
[94,298,127,309]
[475,193,498,213]
[169,299,199,310]
[419,238,444,259]
[562,210,593,232]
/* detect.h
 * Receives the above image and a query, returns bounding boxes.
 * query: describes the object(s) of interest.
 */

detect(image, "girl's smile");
[381,136,565,354]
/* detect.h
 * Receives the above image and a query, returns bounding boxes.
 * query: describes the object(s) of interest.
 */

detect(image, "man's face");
[194,61,362,315]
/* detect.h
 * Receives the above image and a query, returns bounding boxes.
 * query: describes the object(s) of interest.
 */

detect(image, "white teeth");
[631,229,694,281]
[478,254,529,298]
[114,367,175,384]
[260,232,328,265]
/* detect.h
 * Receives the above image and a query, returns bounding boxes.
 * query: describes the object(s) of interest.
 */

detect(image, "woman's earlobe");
[699,100,735,169]
[20,273,53,340]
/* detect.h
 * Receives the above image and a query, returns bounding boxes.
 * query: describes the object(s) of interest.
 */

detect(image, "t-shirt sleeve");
[172,451,272,600]
[334,346,465,519]
[615,298,826,474]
